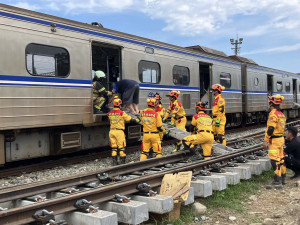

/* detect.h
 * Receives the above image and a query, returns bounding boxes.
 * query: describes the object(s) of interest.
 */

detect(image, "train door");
[293,79,297,103]
[199,63,211,103]
[91,42,122,91]
[267,75,273,96]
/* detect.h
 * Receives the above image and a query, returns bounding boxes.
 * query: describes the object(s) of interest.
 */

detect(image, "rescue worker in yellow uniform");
[154,93,166,140]
[212,84,226,146]
[140,98,165,161]
[93,70,112,113]
[182,102,214,159]
[107,97,140,165]
[163,90,186,151]
[263,94,286,188]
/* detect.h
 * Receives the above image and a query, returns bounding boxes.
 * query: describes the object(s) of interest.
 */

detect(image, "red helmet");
[212,83,225,92]
[113,97,122,107]
[167,90,180,99]
[196,101,207,111]
[147,98,156,107]
[269,94,284,105]
[154,93,162,101]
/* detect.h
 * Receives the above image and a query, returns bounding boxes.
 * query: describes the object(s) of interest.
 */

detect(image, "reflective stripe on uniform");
[268,150,278,153]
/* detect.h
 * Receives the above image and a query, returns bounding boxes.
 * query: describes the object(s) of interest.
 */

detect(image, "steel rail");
[0,151,186,203]
[0,139,177,179]
[0,146,263,224]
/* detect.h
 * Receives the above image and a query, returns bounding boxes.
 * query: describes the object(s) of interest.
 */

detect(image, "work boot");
[182,141,189,150]
[281,174,287,185]
[173,144,182,152]
[120,156,126,165]
[266,175,282,189]
[112,156,118,166]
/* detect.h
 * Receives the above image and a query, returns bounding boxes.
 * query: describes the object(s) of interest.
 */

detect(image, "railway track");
[1,120,300,224]
[0,143,264,224]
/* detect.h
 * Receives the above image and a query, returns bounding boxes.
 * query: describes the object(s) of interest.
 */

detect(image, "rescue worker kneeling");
[93,70,112,113]
[182,102,214,160]
[212,84,226,146]
[263,94,286,188]
[107,97,140,166]
[140,98,166,161]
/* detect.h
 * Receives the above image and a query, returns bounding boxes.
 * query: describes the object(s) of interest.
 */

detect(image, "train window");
[254,77,259,86]
[276,81,283,91]
[220,72,231,88]
[285,82,291,92]
[26,43,70,77]
[173,65,190,85]
[138,60,161,83]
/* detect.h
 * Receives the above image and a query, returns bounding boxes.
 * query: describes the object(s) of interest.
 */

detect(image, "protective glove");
[136,115,141,123]
[216,118,221,127]
[168,122,175,128]
[165,130,170,137]
[162,118,167,123]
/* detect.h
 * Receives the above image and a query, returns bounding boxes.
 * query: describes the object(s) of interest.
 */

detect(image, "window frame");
[25,43,70,78]
[172,65,190,86]
[276,81,283,92]
[138,60,161,84]
[220,72,231,88]
[285,81,291,92]
[254,77,259,86]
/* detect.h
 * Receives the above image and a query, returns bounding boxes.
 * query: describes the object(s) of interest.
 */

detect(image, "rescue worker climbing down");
[263,94,286,189]
[163,90,186,152]
[107,96,140,166]
[212,84,226,146]
[140,98,167,161]
[182,101,214,160]
[93,70,112,113]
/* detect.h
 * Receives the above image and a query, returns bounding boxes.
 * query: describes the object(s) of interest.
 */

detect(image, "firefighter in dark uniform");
[140,98,165,161]
[182,102,214,159]
[263,94,286,188]
[163,90,186,152]
[284,126,300,179]
[93,70,112,113]
[107,97,140,165]
[212,84,226,146]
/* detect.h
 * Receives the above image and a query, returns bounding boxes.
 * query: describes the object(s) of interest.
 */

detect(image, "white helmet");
[95,70,106,78]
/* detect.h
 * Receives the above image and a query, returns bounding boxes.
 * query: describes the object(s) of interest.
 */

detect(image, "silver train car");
[0,3,299,165]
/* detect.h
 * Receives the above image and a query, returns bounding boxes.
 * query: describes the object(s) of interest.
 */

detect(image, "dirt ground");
[200,176,300,225]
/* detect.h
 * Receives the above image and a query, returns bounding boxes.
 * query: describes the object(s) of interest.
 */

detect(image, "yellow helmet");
[212,83,225,92]
[147,98,156,107]
[269,94,284,105]
[113,96,122,107]
[167,90,180,99]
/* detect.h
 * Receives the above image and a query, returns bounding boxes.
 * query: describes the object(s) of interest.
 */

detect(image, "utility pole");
[230,35,243,55]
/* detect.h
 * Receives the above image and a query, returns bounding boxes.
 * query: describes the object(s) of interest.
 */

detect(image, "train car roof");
[0,3,240,65]
[0,3,298,76]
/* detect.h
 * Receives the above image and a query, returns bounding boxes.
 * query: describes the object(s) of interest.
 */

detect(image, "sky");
[2,0,300,73]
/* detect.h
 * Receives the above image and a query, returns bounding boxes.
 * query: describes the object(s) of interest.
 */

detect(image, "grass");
[199,170,274,213]
[146,170,274,225]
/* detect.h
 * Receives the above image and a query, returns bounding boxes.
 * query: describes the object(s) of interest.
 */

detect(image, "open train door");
[293,79,297,103]
[199,63,212,106]
[267,74,273,96]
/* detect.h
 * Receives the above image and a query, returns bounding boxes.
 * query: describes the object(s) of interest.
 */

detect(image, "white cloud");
[13,2,40,11]
[242,43,300,55]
